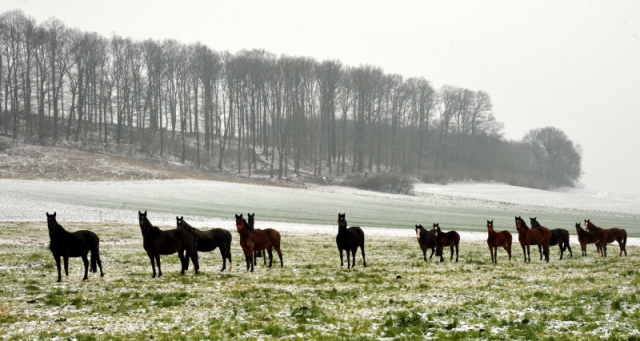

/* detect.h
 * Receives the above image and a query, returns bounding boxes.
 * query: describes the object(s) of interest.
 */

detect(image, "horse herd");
[43,212,628,282]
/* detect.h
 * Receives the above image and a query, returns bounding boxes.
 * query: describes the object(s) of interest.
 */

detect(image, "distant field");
[1,179,639,236]
[1,222,639,340]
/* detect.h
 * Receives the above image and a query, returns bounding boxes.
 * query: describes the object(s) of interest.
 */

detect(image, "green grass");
[0,221,640,340]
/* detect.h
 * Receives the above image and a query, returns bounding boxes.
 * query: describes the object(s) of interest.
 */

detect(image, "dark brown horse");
[575,222,602,257]
[433,223,460,263]
[176,217,232,272]
[337,213,366,268]
[46,212,104,282]
[235,214,283,272]
[248,213,267,267]
[584,219,627,257]
[415,224,437,262]
[530,217,572,260]
[515,216,551,262]
[138,211,199,277]
[486,220,512,263]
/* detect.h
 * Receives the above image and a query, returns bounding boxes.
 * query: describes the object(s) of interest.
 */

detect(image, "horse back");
[151,229,193,255]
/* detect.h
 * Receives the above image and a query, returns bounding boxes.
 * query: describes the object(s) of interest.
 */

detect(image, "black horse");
[46,212,103,282]
[248,213,266,266]
[433,223,460,263]
[138,211,199,277]
[415,224,437,262]
[176,216,232,272]
[336,213,366,268]
[530,217,572,260]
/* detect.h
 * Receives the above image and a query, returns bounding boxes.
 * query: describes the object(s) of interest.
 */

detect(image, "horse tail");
[624,231,628,248]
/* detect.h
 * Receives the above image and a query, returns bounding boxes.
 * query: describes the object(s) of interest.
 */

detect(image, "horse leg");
[543,244,550,262]
[263,250,267,265]
[489,246,495,263]
[178,251,186,275]
[449,245,454,262]
[227,245,233,271]
[422,247,427,262]
[506,242,512,262]
[63,256,69,282]
[339,248,344,267]
[538,245,543,261]
[81,254,89,281]
[218,247,226,272]
[148,254,156,278]
[54,255,62,282]
[92,247,104,278]
[276,246,283,268]
[559,243,564,260]
[155,255,162,277]
[191,249,199,275]
[520,244,527,262]
[439,246,444,263]
[526,244,531,263]
[360,244,366,268]
[346,249,351,269]
[351,249,357,268]
[429,248,435,262]
[267,247,274,269]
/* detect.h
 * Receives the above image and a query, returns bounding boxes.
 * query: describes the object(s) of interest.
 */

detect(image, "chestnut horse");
[530,217,572,260]
[575,222,602,257]
[235,214,283,272]
[415,224,437,262]
[433,223,460,263]
[584,219,627,257]
[515,216,551,262]
[486,220,512,263]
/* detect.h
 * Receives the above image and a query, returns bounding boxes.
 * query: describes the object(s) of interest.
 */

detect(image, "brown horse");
[235,214,283,272]
[584,219,627,257]
[415,224,437,262]
[486,220,512,263]
[575,222,602,257]
[433,223,460,263]
[515,216,551,262]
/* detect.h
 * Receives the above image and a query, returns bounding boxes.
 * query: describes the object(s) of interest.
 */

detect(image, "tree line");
[0,10,581,189]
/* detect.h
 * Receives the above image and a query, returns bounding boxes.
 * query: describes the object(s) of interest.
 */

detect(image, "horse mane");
[243,218,254,231]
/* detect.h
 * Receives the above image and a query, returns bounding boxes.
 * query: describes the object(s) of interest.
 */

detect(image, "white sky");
[3,0,640,196]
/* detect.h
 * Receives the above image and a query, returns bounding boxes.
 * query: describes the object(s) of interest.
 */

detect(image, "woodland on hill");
[0,10,582,190]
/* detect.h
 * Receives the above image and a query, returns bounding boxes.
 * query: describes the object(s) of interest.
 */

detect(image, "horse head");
[46,212,60,234]
[432,223,441,237]
[138,211,151,230]
[338,213,347,231]
[247,213,255,230]
[415,224,424,239]
[176,216,191,231]
[584,219,595,231]
[529,217,541,228]
[515,216,527,232]
[235,214,247,232]
[575,222,583,233]
[486,220,494,232]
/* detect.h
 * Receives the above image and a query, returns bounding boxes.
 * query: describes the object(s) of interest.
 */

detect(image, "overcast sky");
[3,0,640,196]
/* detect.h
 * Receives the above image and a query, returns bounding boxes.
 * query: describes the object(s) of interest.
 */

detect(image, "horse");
[46,212,104,282]
[235,214,283,272]
[584,219,627,257]
[515,216,551,262]
[415,224,437,262]
[336,213,366,268]
[486,220,512,263]
[138,211,199,277]
[247,213,266,267]
[530,217,572,260]
[575,222,602,257]
[433,223,460,263]
[176,216,232,272]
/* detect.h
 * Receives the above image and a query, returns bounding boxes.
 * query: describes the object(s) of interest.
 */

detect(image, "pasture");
[1,221,640,340]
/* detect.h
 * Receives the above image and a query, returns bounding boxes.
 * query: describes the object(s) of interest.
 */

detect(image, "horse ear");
[53,212,56,217]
